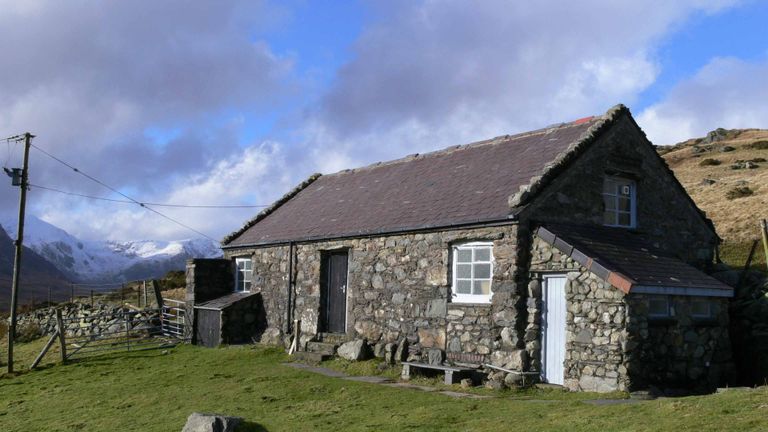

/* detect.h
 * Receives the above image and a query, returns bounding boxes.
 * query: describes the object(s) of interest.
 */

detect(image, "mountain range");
[0,215,221,298]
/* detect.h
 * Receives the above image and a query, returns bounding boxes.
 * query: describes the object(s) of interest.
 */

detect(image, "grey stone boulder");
[337,339,369,361]
[489,349,527,371]
[181,412,242,432]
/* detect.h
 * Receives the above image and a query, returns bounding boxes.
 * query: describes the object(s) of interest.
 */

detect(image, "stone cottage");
[187,104,734,392]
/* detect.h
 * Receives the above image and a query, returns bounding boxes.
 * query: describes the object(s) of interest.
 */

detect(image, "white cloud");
[638,57,768,144]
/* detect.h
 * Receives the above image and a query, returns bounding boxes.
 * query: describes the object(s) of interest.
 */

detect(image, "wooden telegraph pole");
[760,219,768,272]
[7,132,33,374]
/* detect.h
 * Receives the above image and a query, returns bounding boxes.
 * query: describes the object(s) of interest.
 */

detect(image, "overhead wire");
[29,143,223,243]
[29,183,269,208]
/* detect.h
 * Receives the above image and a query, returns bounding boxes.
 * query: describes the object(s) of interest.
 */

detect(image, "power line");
[30,183,268,208]
[30,143,221,243]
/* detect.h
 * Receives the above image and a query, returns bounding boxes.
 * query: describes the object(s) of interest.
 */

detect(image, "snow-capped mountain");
[0,214,222,283]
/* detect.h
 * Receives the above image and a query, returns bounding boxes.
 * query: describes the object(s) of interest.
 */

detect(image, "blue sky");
[1,0,767,242]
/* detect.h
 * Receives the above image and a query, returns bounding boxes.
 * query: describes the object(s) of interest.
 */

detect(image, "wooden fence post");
[760,219,768,272]
[55,309,67,363]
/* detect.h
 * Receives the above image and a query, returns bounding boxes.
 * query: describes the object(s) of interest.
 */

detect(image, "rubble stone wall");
[224,224,527,362]
[529,236,629,392]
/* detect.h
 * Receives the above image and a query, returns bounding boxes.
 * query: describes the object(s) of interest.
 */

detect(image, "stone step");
[306,341,337,355]
[292,351,331,363]
[317,332,350,345]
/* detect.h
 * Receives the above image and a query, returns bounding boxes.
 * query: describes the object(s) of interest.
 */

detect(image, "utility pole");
[760,219,768,272]
[7,132,32,374]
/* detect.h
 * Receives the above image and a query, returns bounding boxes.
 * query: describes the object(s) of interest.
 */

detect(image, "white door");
[542,275,566,385]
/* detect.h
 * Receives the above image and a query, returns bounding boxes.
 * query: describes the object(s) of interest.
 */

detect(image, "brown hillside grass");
[660,129,768,244]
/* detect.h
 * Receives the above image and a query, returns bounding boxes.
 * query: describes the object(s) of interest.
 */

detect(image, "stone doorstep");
[306,341,337,356]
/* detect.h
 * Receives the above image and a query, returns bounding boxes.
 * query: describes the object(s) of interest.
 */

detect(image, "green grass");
[720,240,767,274]
[0,343,767,432]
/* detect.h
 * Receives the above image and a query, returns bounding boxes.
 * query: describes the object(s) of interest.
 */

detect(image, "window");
[235,257,252,292]
[648,296,671,318]
[603,176,636,228]
[452,242,493,303]
[691,299,713,319]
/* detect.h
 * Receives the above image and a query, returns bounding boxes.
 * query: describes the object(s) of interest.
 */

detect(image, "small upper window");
[691,299,713,319]
[235,257,252,292]
[603,177,636,228]
[648,296,671,318]
[452,242,493,304]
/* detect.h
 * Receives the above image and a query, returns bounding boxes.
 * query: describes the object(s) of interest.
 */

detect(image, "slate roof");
[536,224,733,297]
[224,114,608,247]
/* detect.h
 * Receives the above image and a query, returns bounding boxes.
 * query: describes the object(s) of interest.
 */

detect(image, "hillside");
[659,128,768,245]
[0,224,70,311]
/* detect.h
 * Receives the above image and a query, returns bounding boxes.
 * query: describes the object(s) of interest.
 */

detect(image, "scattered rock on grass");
[182,412,242,432]
[337,339,369,361]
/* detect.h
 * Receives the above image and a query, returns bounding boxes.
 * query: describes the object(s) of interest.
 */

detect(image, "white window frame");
[691,299,713,319]
[648,295,671,318]
[602,176,637,228]
[234,257,252,293]
[451,242,493,304]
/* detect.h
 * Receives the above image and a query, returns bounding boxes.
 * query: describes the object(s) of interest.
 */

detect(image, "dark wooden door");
[322,251,348,333]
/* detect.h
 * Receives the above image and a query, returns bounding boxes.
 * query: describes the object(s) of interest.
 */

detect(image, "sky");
[1,0,767,243]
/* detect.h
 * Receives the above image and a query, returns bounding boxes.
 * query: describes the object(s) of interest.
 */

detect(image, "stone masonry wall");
[625,294,733,391]
[224,224,528,363]
[185,258,234,344]
[522,114,719,268]
[529,236,629,392]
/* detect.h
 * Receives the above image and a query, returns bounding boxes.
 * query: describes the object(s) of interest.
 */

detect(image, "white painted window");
[648,296,671,318]
[452,242,493,303]
[603,176,636,228]
[691,299,713,319]
[234,257,252,292]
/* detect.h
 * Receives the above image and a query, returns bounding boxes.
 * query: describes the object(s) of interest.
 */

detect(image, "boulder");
[337,339,369,361]
[427,348,444,365]
[489,349,527,371]
[181,412,242,432]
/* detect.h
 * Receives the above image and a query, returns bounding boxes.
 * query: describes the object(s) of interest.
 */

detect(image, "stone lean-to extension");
[189,104,735,393]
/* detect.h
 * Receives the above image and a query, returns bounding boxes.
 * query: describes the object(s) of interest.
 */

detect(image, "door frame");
[320,249,350,334]
[541,274,567,385]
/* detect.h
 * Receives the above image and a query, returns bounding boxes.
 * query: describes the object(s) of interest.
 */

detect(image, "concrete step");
[292,351,331,363]
[306,341,337,355]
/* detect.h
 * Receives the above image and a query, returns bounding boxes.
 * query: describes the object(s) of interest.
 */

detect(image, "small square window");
[648,296,670,318]
[691,300,713,319]
[603,177,636,228]
[452,242,493,303]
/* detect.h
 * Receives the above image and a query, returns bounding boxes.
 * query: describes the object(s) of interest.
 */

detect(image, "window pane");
[473,280,491,295]
[243,281,252,291]
[604,195,616,211]
[474,263,491,279]
[618,196,631,212]
[618,212,631,227]
[456,249,472,262]
[244,260,252,270]
[649,297,669,316]
[692,300,711,317]
[456,280,471,294]
[456,264,471,278]
[474,247,491,262]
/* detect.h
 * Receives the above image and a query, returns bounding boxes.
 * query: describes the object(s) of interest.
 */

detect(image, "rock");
[260,327,282,346]
[427,348,444,365]
[337,339,369,361]
[394,338,409,363]
[460,378,473,388]
[504,372,523,387]
[373,342,386,358]
[181,412,242,432]
[489,350,527,371]
[719,145,735,152]
[426,299,447,318]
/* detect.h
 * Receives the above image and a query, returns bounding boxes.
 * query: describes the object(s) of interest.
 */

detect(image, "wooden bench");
[401,361,476,385]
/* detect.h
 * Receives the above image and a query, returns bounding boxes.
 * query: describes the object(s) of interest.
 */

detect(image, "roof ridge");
[325,118,600,178]
[508,104,628,209]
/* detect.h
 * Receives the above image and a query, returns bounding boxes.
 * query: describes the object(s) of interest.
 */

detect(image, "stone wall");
[13,302,159,338]
[529,236,629,392]
[625,294,733,391]
[224,224,527,363]
[522,114,718,268]
[220,294,267,345]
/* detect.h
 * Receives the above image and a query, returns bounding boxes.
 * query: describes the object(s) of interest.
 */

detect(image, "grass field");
[1,341,768,431]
